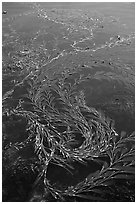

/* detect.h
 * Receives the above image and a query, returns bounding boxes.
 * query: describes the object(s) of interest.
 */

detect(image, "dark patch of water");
[47,160,102,190]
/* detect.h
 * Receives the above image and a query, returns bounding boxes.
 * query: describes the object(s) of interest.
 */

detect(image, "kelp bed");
[2,2,135,202]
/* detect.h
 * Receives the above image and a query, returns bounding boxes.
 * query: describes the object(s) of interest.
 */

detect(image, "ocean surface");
[2,2,135,202]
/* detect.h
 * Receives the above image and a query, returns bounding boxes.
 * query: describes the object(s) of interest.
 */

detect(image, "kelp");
[4,69,134,202]
[2,3,135,201]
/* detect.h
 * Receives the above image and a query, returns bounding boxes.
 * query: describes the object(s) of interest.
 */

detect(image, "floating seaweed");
[2,2,135,202]
[3,68,133,201]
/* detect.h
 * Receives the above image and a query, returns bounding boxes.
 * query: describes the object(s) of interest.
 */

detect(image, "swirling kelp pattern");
[2,3,134,202]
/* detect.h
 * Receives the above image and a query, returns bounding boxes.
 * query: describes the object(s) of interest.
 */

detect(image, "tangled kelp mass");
[2,2,135,202]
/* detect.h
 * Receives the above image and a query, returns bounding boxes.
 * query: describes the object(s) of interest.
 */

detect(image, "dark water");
[2,2,135,202]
